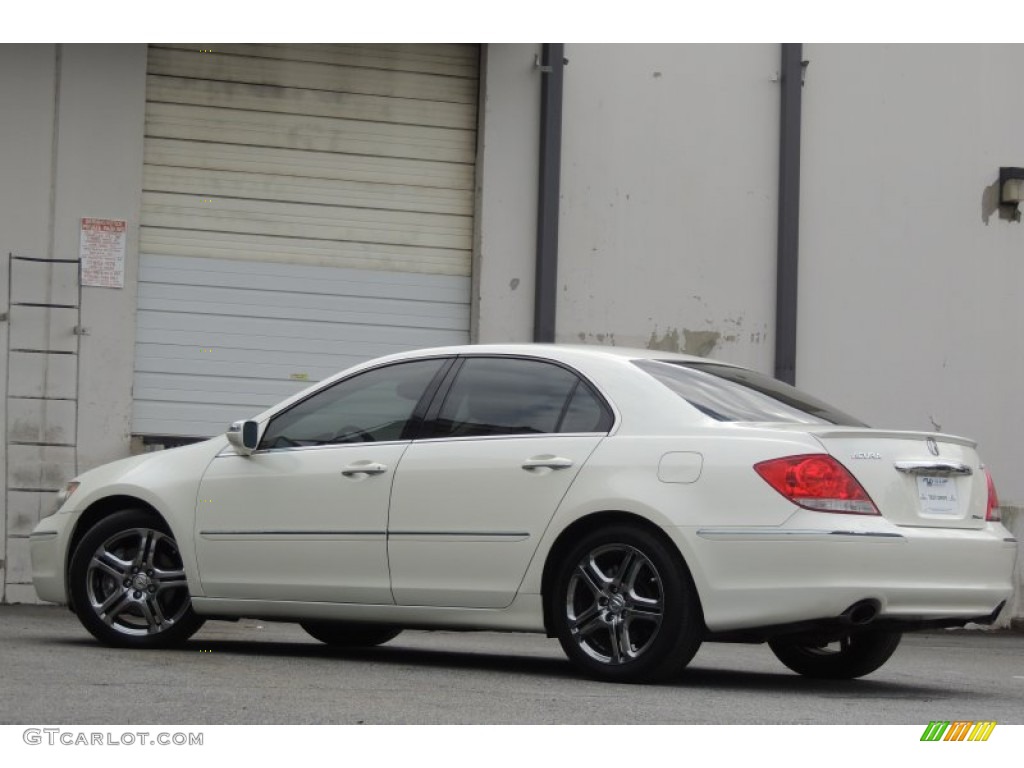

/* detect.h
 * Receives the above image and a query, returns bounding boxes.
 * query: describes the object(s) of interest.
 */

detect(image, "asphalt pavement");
[0,604,1021,725]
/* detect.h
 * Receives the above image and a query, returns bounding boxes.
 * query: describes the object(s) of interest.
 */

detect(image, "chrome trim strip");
[218,440,410,458]
[216,432,608,457]
[28,531,58,540]
[414,432,605,445]
[388,530,530,538]
[696,527,905,542]
[198,529,530,541]
[199,529,385,538]
[894,460,973,476]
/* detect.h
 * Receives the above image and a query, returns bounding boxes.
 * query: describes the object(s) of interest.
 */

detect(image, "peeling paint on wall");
[576,331,617,346]
[645,327,722,357]
[647,327,682,353]
[683,329,721,357]
[573,322,767,358]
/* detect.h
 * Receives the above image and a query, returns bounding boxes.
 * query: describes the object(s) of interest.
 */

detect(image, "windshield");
[633,360,867,427]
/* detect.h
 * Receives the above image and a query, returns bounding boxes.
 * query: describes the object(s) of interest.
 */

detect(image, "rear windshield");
[633,360,867,426]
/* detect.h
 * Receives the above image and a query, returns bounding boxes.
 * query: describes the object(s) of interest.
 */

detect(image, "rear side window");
[633,359,866,426]
[432,357,613,438]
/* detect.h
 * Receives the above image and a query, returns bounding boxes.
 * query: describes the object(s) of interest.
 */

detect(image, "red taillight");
[985,468,1001,522]
[754,454,879,515]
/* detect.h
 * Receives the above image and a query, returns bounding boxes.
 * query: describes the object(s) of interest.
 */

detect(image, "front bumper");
[29,511,76,604]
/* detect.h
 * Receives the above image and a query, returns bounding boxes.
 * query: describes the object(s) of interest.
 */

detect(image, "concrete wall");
[0,43,1018,619]
[556,44,780,372]
[0,44,146,603]
[798,44,1024,506]
[797,45,1024,624]
[472,44,541,343]
[0,45,59,601]
[997,508,1023,629]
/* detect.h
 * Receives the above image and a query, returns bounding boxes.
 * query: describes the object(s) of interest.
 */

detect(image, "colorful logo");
[920,721,997,742]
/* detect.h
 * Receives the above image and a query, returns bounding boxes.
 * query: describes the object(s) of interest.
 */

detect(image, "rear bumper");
[671,512,1017,633]
[705,601,1007,644]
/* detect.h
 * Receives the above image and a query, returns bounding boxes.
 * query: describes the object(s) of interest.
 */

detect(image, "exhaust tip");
[841,599,880,626]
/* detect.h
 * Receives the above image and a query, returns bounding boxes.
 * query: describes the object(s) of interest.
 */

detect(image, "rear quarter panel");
[518,427,825,600]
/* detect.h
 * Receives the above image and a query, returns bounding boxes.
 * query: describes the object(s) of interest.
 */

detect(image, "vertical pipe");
[775,43,804,385]
[533,43,565,343]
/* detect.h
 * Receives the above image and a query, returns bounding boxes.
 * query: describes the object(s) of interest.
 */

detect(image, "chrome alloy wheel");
[84,527,191,636]
[565,544,665,665]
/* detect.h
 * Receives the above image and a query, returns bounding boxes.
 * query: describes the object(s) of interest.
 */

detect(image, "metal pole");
[533,43,565,343]
[774,43,804,384]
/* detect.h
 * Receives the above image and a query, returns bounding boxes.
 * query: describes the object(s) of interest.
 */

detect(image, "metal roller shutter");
[134,44,478,438]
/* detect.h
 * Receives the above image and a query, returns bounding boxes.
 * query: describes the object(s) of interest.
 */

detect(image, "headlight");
[53,481,80,513]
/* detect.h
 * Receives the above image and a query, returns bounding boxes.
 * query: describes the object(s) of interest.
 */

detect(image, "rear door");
[387,356,613,608]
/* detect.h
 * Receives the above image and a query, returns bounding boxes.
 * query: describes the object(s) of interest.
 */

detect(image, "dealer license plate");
[916,475,960,516]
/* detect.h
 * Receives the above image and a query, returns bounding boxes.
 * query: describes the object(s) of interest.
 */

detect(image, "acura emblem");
[926,437,940,456]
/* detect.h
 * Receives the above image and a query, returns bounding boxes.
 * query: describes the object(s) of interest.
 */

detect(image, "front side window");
[260,358,447,449]
[634,359,866,426]
[432,357,612,438]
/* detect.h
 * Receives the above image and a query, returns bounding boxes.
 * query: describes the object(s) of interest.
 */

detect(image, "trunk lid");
[804,428,987,529]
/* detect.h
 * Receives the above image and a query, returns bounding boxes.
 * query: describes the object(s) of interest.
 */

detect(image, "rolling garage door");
[134,44,478,438]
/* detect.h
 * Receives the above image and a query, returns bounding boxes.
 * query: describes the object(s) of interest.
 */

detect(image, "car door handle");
[522,455,574,471]
[341,462,388,477]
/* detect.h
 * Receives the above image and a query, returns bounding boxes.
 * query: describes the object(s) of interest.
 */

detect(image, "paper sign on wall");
[79,218,127,288]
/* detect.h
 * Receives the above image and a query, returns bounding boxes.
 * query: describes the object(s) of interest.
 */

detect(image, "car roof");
[249,343,741,427]
[388,343,730,367]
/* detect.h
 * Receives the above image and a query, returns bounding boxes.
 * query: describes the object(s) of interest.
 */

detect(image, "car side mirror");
[226,420,261,456]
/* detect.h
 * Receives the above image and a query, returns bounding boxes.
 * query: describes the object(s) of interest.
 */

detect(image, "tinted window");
[432,358,611,438]
[561,381,614,433]
[260,359,446,449]
[633,359,866,426]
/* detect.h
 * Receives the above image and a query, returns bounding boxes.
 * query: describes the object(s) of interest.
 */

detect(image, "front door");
[194,357,449,603]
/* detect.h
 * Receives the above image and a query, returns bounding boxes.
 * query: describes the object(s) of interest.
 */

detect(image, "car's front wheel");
[551,524,703,683]
[300,622,402,647]
[68,509,204,647]
[768,630,903,679]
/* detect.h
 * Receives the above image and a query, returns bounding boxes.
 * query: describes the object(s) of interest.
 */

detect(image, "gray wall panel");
[132,255,470,437]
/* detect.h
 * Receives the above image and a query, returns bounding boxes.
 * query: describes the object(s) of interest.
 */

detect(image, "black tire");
[301,621,402,648]
[768,630,903,679]
[550,524,703,683]
[68,509,204,648]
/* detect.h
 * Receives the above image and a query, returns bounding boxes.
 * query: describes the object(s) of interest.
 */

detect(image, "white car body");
[30,344,1017,682]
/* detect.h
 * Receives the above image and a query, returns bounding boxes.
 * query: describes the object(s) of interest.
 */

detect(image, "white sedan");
[30,345,1016,683]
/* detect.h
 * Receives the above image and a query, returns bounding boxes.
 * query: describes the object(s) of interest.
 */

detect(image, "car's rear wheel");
[68,509,204,647]
[300,621,402,648]
[551,524,703,683]
[768,630,903,679]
